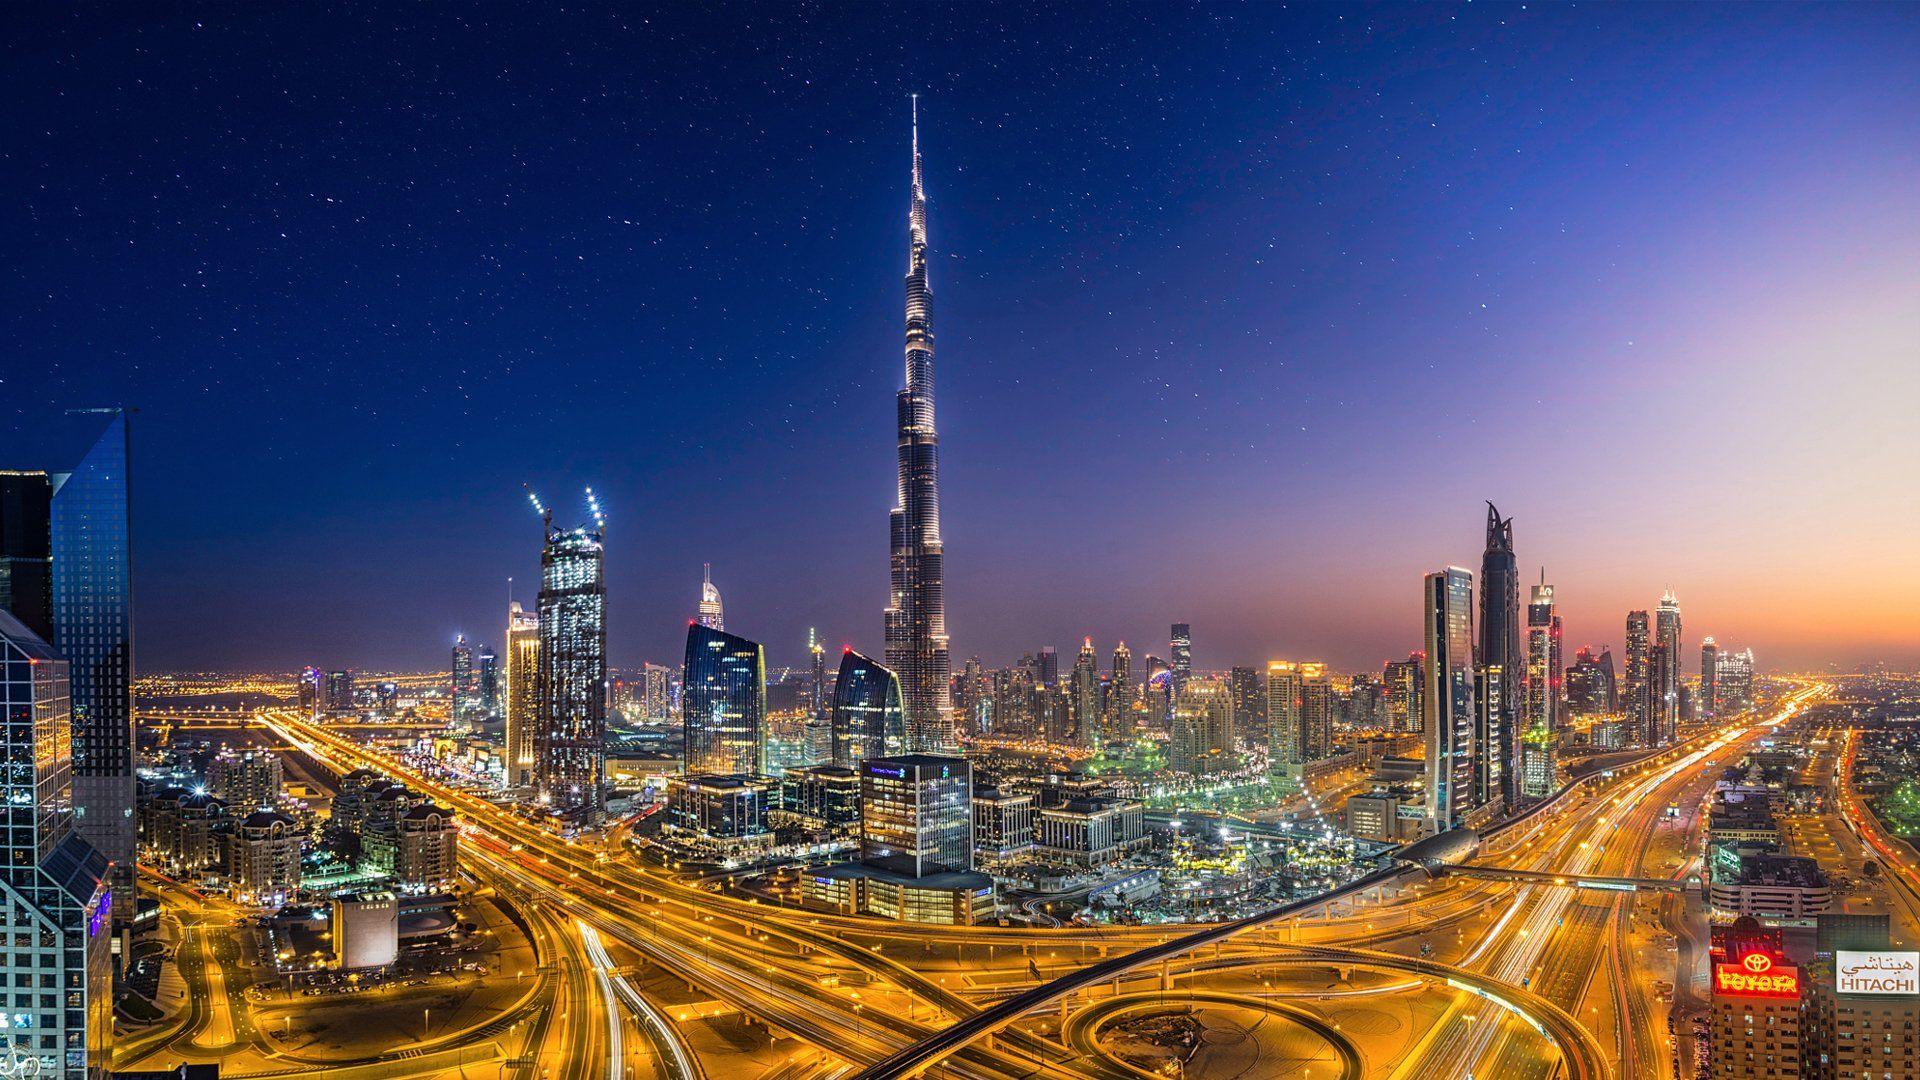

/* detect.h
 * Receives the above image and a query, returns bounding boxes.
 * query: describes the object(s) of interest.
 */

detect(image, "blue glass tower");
[50,411,136,920]
[831,649,904,769]
[682,624,766,776]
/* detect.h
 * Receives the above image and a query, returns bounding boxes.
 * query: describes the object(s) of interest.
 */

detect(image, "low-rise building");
[1034,796,1147,866]
[1709,852,1833,927]
[782,765,861,834]
[972,786,1034,862]
[662,774,776,859]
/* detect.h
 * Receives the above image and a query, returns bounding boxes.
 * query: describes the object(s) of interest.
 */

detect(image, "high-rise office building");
[324,669,355,715]
[0,470,53,641]
[1478,503,1521,808]
[1655,589,1683,745]
[1522,577,1559,800]
[1170,678,1234,776]
[51,411,138,920]
[1070,640,1101,751]
[1384,653,1424,734]
[884,101,954,756]
[682,624,766,776]
[451,635,475,719]
[1566,646,1618,718]
[531,493,607,817]
[1425,567,1477,830]
[1299,663,1334,761]
[1228,666,1265,739]
[1107,642,1133,739]
[1701,637,1721,721]
[477,646,498,716]
[1034,646,1058,689]
[860,755,973,879]
[1625,610,1652,746]
[1718,648,1756,712]
[504,601,540,787]
[1169,623,1192,690]
[696,563,724,631]
[1267,661,1304,781]
[831,649,903,769]
[297,666,324,719]
[0,608,112,1078]
[642,662,672,722]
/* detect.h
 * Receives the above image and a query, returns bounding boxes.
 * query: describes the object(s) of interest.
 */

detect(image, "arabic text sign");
[1837,950,1920,996]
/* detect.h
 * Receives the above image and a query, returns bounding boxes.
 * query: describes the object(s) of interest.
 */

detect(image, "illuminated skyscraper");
[1384,653,1424,733]
[451,635,474,719]
[682,624,766,776]
[477,645,498,717]
[1169,623,1192,690]
[297,666,324,719]
[504,601,539,787]
[1717,648,1755,710]
[1655,589,1683,745]
[1625,610,1652,746]
[51,410,137,919]
[831,649,904,769]
[1170,678,1234,776]
[884,99,955,755]
[530,490,607,817]
[1070,639,1101,750]
[1566,646,1617,718]
[0,608,112,1078]
[1266,661,1304,782]
[1424,567,1477,830]
[1036,646,1058,689]
[1478,503,1520,808]
[1522,576,1558,799]
[1107,642,1133,738]
[1700,636,1721,720]
[696,563,724,631]
[1299,663,1334,761]
[642,662,672,723]
[1228,666,1266,739]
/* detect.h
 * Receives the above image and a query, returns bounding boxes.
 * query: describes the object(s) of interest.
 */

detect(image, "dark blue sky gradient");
[7,5,1918,672]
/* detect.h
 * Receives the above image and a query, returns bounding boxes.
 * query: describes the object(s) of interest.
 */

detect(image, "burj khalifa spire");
[885,96,954,753]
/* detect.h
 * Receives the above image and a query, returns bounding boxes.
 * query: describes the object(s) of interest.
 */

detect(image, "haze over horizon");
[8,5,1918,674]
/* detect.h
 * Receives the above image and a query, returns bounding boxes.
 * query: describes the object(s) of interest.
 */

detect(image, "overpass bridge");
[1443,864,1700,894]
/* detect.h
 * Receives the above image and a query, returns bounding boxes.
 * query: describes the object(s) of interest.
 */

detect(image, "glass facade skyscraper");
[49,411,136,920]
[1425,566,1477,830]
[885,101,954,754]
[532,506,606,817]
[0,608,112,1078]
[830,649,903,770]
[1478,503,1520,809]
[682,623,766,776]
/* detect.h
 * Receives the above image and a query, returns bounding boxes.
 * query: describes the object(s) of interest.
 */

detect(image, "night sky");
[6,4,1917,674]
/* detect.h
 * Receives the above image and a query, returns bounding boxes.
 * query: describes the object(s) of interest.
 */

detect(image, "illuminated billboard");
[1836,951,1920,996]
[1714,952,1800,998]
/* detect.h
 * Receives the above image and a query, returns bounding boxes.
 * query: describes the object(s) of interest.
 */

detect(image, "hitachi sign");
[1836,951,1920,996]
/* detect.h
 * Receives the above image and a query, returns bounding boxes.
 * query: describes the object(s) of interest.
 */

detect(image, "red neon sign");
[1715,954,1799,998]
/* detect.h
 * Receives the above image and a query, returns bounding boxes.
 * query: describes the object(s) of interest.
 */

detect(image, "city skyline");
[9,6,1920,674]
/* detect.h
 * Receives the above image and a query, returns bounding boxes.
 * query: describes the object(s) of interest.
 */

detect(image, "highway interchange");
[120,684,1829,1080]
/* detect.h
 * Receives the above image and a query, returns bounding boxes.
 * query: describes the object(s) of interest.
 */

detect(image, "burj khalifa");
[885,98,954,753]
